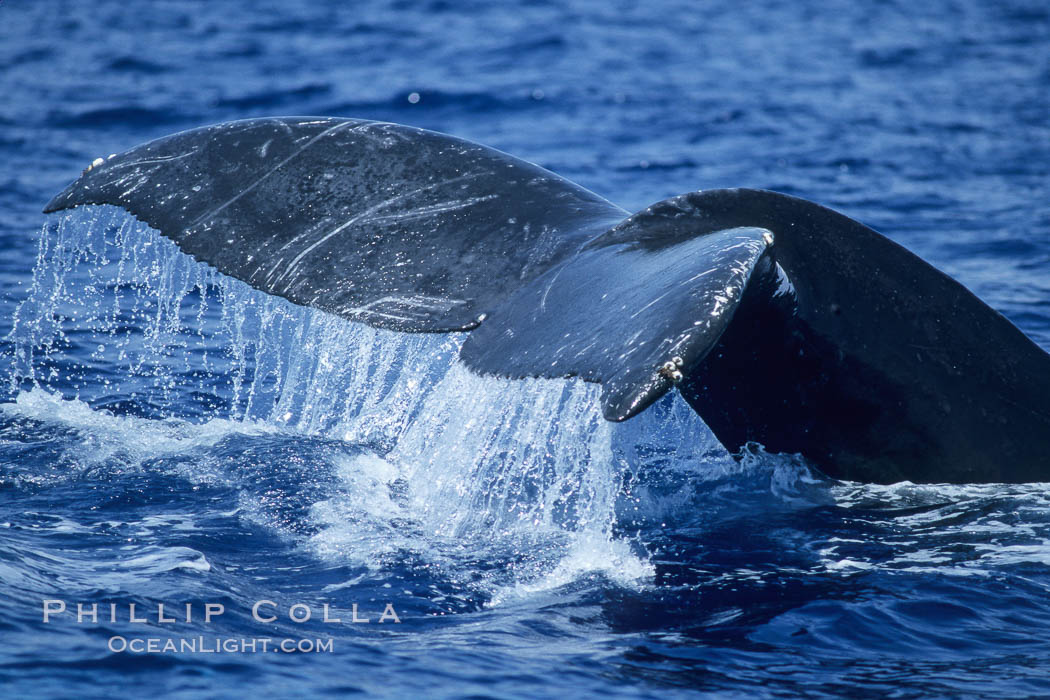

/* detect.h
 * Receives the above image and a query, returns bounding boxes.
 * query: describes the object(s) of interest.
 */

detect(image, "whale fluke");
[44,117,1050,484]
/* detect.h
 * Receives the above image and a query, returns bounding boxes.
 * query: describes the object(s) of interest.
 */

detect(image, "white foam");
[3,386,275,467]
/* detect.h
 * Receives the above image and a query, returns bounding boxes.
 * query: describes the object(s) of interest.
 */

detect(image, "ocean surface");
[2,1,1049,697]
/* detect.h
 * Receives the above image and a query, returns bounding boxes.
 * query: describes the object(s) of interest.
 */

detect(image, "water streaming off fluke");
[8,208,741,594]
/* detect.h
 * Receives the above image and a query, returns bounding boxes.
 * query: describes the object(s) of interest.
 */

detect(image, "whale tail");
[44,117,1050,483]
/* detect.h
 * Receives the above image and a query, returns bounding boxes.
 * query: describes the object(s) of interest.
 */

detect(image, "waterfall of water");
[6,209,743,591]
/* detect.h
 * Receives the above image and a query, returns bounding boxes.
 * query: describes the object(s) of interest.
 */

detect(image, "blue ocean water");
[2,0,1049,697]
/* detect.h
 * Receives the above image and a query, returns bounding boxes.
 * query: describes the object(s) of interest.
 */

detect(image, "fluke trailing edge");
[44,117,1050,484]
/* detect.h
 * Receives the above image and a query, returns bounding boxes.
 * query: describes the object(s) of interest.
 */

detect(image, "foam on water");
[3,387,276,463]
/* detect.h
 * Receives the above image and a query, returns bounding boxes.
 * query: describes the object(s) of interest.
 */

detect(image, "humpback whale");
[44,117,1050,484]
